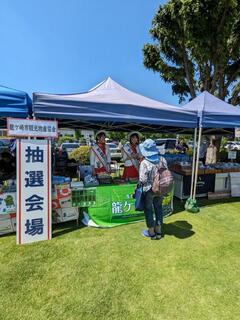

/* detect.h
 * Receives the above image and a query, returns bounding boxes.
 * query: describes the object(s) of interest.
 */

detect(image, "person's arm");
[139,161,148,184]
[106,145,111,173]
[121,146,126,161]
[90,148,94,166]
[137,146,143,161]
[89,148,96,175]
[122,145,131,161]
[161,156,168,169]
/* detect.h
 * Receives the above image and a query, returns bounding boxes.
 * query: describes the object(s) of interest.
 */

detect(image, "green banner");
[86,184,173,227]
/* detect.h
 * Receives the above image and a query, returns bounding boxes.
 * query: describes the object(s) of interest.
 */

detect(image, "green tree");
[143,0,240,105]
[108,131,127,142]
[58,135,76,144]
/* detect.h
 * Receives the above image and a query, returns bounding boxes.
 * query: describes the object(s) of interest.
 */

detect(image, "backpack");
[151,159,173,196]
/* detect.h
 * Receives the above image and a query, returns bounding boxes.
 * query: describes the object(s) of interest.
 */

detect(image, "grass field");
[0,198,240,320]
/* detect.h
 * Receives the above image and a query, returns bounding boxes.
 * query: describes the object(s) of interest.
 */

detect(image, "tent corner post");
[185,127,200,213]
[192,125,203,212]
[190,127,198,198]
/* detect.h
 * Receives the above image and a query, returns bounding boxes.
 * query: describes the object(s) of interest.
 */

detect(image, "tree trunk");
[182,49,196,99]
[218,68,226,100]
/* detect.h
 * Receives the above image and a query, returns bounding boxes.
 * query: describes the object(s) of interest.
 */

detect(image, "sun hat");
[139,139,160,163]
[95,130,107,138]
[127,131,141,140]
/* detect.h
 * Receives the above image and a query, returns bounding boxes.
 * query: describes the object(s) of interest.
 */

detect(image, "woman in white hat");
[122,132,142,181]
[90,130,111,175]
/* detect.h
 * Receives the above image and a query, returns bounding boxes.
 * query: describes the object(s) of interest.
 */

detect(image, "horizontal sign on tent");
[7,118,58,138]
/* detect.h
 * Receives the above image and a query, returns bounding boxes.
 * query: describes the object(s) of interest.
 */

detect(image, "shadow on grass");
[52,220,86,238]
[0,222,85,240]
[164,220,195,239]
[0,231,15,239]
[172,198,185,214]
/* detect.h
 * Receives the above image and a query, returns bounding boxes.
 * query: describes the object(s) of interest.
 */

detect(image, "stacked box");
[79,165,93,179]
[0,213,16,235]
[10,213,16,231]
[52,207,79,223]
[0,192,16,215]
[52,184,72,209]
[72,188,96,207]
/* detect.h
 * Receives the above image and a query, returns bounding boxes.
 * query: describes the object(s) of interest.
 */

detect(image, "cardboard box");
[0,193,16,215]
[0,213,16,235]
[53,207,79,223]
[59,196,72,208]
[52,188,72,209]
[52,199,61,209]
[52,185,72,209]
[79,165,92,179]
[10,213,16,232]
[55,184,71,200]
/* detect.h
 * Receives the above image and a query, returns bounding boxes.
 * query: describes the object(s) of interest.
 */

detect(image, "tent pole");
[190,127,198,198]
[193,126,202,200]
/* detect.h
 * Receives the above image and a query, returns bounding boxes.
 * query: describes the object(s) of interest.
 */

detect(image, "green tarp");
[84,184,173,228]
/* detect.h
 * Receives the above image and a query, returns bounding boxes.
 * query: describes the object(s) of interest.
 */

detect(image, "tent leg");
[190,128,197,198]
[184,127,200,213]
[193,126,203,200]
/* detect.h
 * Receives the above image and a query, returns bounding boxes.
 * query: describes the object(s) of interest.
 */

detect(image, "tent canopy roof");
[0,85,32,118]
[184,91,240,128]
[33,77,197,131]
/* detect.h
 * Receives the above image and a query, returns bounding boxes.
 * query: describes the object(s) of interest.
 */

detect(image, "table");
[173,172,215,200]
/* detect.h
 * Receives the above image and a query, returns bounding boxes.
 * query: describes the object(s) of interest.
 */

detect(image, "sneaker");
[141,229,157,240]
[155,233,162,240]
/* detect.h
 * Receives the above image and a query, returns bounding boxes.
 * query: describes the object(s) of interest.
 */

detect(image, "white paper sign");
[228,151,237,160]
[16,139,52,244]
[235,128,240,138]
[7,118,58,138]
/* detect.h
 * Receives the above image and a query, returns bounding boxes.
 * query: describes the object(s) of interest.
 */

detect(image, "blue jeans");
[143,190,163,229]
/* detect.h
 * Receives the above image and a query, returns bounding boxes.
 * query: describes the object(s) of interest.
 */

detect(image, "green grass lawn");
[1,199,240,320]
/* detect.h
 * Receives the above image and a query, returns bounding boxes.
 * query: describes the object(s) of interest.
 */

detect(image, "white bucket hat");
[95,130,107,138]
[127,131,141,140]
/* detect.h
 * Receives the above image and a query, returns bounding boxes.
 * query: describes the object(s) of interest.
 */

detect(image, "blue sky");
[0,0,180,105]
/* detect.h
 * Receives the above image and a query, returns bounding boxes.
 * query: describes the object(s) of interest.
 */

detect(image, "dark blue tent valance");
[0,85,32,118]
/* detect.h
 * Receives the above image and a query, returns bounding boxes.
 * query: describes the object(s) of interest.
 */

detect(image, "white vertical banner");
[17,139,52,244]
